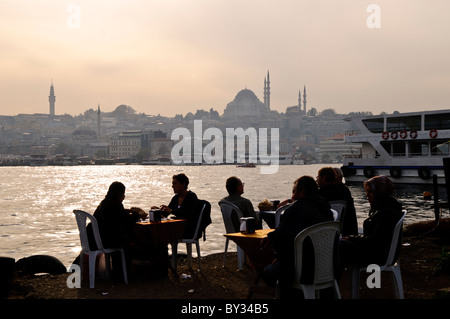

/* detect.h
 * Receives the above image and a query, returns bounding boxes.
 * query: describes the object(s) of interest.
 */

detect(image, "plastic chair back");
[218,200,246,270]
[274,203,293,227]
[218,200,243,233]
[329,200,347,224]
[73,210,104,251]
[293,221,340,287]
[190,200,208,240]
[385,210,406,267]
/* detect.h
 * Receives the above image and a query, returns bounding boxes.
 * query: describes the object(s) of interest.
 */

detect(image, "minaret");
[303,85,307,114]
[298,89,302,113]
[97,104,101,138]
[263,70,271,110]
[49,81,55,117]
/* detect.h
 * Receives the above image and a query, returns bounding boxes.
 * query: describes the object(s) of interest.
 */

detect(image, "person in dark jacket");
[90,181,147,278]
[221,176,261,230]
[155,173,199,239]
[339,175,403,269]
[316,166,358,236]
[92,181,147,248]
[261,175,334,299]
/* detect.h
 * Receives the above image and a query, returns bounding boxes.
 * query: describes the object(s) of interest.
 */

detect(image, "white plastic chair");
[73,210,128,288]
[331,209,339,222]
[351,210,406,299]
[218,200,246,270]
[329,200,347,225]
[171,200,210,270]
[274,203,293,228]
[277,221,341,299]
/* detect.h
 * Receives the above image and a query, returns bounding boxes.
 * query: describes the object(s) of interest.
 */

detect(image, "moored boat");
[341,109,450,184]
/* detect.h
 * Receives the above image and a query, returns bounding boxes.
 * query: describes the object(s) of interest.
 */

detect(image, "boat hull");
[341,165,445,185]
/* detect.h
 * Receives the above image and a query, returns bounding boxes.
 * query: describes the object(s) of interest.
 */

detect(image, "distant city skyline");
[1,1,450,117]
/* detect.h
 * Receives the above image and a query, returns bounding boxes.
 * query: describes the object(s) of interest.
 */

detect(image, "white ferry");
[341,109,450,184]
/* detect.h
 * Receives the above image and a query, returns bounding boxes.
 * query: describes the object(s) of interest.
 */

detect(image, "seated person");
[220,176,261,230]
[333,167,359,236]
[317,166,358,236]
[89,181,147,278]
[153,173,199,239]
[261,176,334,299]
[339,176,403,271]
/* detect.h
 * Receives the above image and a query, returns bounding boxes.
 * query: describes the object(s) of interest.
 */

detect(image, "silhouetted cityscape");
[0,73,375,166]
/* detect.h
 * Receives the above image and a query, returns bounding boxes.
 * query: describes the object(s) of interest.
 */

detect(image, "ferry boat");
[341,109,450,184]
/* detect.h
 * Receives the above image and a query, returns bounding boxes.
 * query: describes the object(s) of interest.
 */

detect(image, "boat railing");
[342,154,376,159]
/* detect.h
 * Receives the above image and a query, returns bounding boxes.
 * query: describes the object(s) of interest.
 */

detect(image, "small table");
[133,219,187,275]
[224,229,276,298]
[224,229,275,272]
[134,219,187,245]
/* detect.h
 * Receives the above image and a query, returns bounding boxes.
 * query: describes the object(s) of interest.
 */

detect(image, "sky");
[1,0,450,117]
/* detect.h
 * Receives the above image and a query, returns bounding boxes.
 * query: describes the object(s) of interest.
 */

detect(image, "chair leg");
[391,266,404,299]
[120,250,128,284]
[171,242,178,271]
[195,242,201,271]
[89,252,97,288]
[333,280,342,299]
[80,253,85,282]
[223,238,229,267]
[302,285,316,299]
[186,243,193,269]
[275,281,281,299]
[351,266,361,299]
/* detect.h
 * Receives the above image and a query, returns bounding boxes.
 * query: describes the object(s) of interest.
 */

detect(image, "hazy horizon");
[1,0,450,117]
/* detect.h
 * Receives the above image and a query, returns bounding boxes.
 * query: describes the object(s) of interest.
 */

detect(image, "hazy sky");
[1,0,450,117]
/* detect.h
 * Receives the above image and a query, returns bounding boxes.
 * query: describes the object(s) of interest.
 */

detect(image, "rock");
[0,257,15,298]
[15,255,67,275]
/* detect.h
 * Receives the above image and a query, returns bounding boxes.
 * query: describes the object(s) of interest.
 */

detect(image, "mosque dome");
[223,88,267,118]
[233,89,259,103]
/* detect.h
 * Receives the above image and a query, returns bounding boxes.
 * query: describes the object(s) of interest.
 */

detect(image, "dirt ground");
[4,219,450,302]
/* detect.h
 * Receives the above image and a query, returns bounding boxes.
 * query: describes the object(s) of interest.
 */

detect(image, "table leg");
[169,241,179,278]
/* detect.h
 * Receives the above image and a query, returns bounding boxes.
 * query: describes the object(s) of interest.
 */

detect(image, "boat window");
[431,140,450,156]
[410,141,429,156]
[386,115,421,132]
[392,142,406,157]
[381,141,391,154]
[362,118,384,133]
[425,113,450,130]
[380,141,406,156]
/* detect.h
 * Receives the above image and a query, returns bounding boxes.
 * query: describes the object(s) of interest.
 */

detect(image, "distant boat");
[236,163,256,168]
[341,109,450,185]
[29,155,47,166]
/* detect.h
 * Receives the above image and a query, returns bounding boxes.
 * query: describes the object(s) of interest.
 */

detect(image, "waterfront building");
[110,130,142,158]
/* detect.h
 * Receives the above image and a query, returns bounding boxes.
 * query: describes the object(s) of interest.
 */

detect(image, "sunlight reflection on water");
[0,164,447,266]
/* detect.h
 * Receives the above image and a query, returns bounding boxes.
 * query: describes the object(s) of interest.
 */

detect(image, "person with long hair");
[90,181,147,279]
[339,175,403,269]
